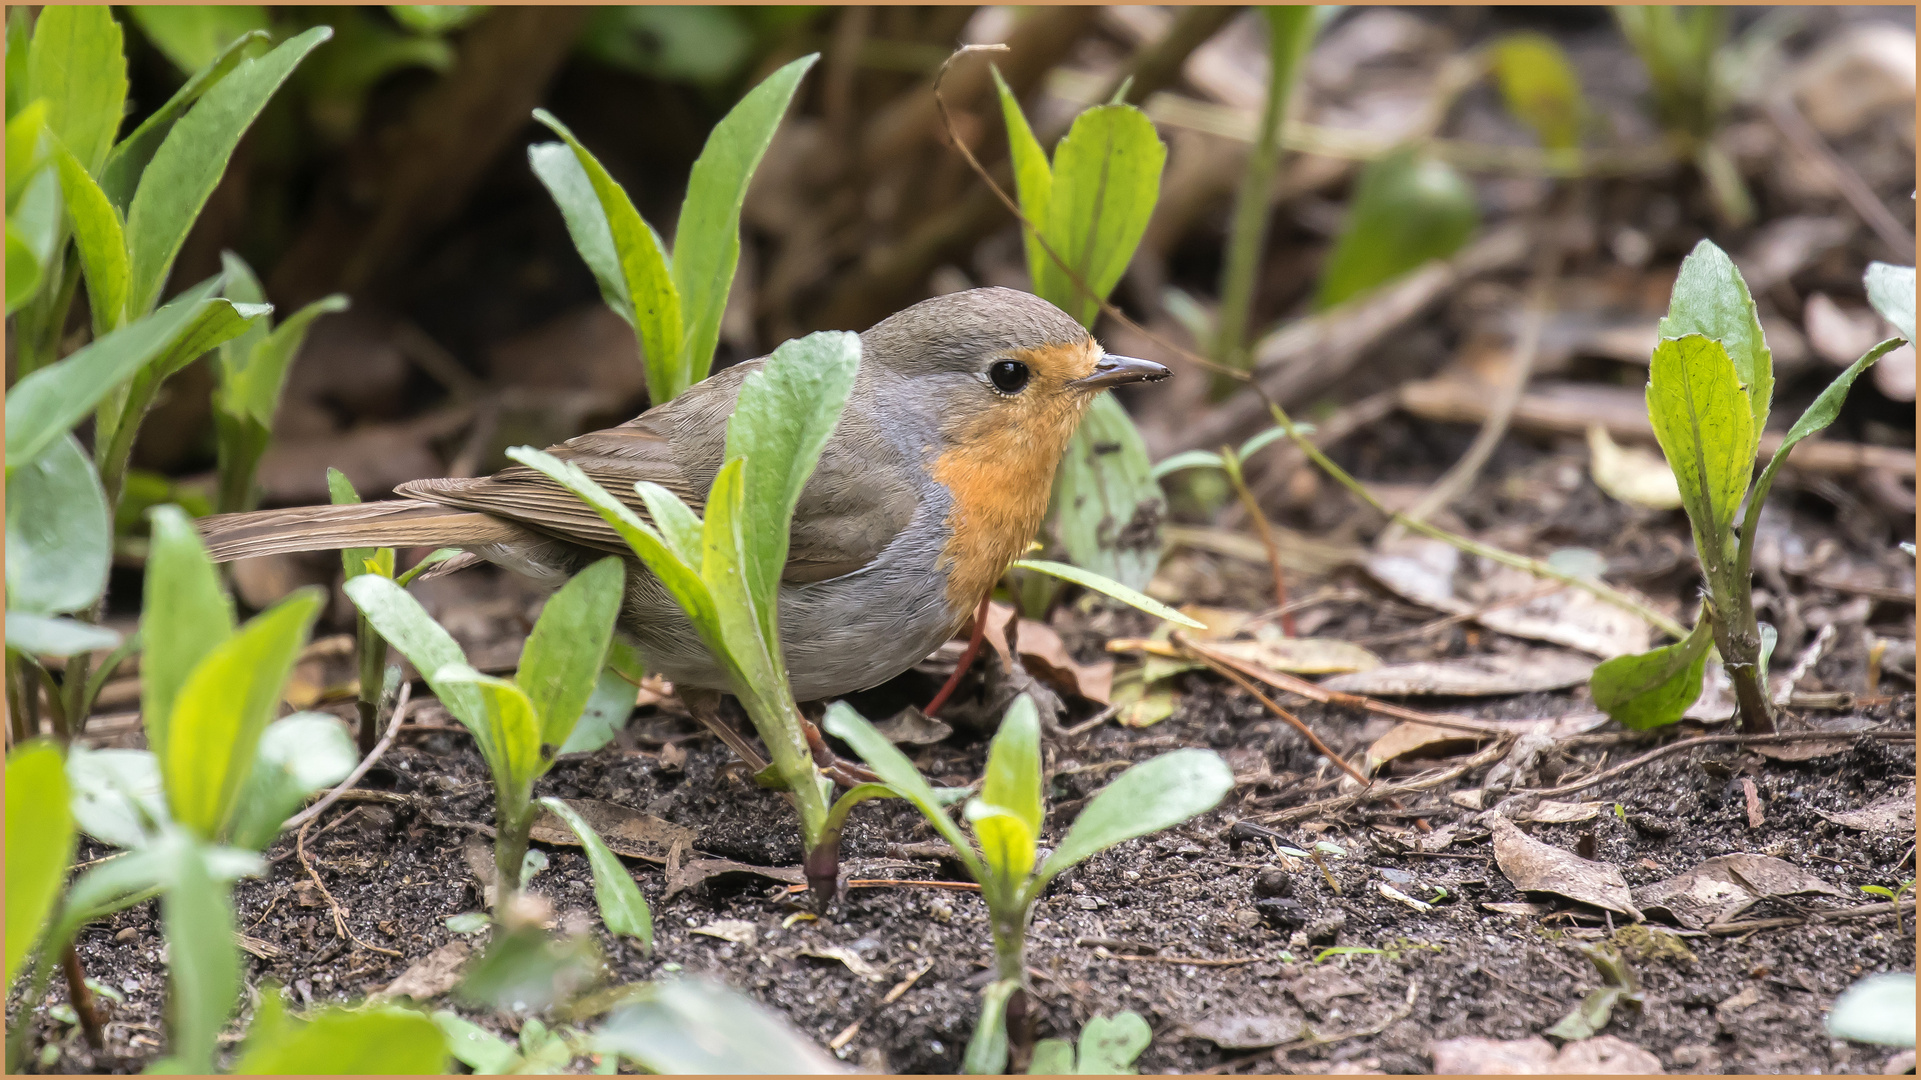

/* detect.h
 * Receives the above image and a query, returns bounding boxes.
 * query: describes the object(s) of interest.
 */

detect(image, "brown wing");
[400,360,920,583]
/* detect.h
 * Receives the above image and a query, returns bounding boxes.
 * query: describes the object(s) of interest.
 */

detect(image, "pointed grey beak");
[1071,353,1171,390]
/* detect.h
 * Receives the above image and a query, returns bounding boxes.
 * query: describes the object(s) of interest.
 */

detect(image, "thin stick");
[295,814,402,957]
[1221,450,1295,635]
[284,682,412,833]
[1257,737,1515,826]
[1514,727,1914,800]
[1704,899,1914,937]
[926,595,991,716]
[1766,95,1915,259]
[1171,631,1369,787]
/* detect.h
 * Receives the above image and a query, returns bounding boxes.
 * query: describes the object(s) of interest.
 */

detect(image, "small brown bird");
[202,287,1168,707]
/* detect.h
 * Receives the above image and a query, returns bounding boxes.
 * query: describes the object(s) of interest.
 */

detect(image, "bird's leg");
[925,594,992,716]
[678,687,770,776]
[798,701,880,787]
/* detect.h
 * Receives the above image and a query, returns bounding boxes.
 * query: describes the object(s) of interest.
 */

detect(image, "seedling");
[825,695,1233,1074]
[1027,1012,1153,1075]
[530,54,816,405]
[1588,242,1909,733]
[1828,972,1917,1049]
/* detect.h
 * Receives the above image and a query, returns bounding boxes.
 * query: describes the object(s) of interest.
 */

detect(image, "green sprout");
[1588,242,1909,734]
[825,695,1232,1074]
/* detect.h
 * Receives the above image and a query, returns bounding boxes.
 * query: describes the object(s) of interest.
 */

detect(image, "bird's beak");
[1071,353,1172,390]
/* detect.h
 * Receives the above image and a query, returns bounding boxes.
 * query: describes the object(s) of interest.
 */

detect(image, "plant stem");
[61,945,104,1050]
[810,784,894,908]
[493,796,531,907]
[11,254,80,381]
[355,620,389,757]
[8,653,39,744]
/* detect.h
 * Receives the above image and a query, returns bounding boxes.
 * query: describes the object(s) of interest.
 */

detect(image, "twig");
[1258,738,1515,826]
[284,682,412,833]
[294,815,402,957]
[1765,95,1915,260]
[1515,727,1915,800]
[830,960,933,1051]
[785,879,981,895]
[1704,899,1914,937]
[1171,631,1368,787]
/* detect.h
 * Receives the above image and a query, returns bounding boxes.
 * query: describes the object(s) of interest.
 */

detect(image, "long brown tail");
[199,500,538,562]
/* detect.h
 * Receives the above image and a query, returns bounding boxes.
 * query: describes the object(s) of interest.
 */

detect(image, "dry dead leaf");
[1588,424,1683,510]
[1185,1009,1306,1049]
[691,920,760,947]
[1286,966,1366,1014]
[797,945,887,982]
[376,940,470,1002]
[1816,785,1916,834]
[665,857,806,900]
[1517,800,1605,824]
[529,798,695,863]
[1323,650,1595,697]
[982,601,1114,704]
[1206,636,1381,675]
[1633,853,1847,929]
[1365,722,1487,771]
[873,706,953,746]
[1179,605,1255,640]
[1490,816,1642,919]
[1430,1034,1665,1074]
[1804,292,1889,366]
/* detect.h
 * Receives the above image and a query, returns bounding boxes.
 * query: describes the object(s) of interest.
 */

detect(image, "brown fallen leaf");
[1588,424,1682,510]
[1430,1034,1665,1074]
[529,798,695,863]
[690,919,759,947]
[873,706,953,746]
[1515,800,1605,824]
[375,940,470,1002]
[1816,785,1916,834]
[981,601,1114,704]
[665,857,806,900]
[1633,853,1848,929]
[1184,1009,1305,1049]
[1490,816,1642,920]
[797,945,888,983]
[1286,966,1366,1014]
[1323,650,1595,697]
[1365,723,1488,772]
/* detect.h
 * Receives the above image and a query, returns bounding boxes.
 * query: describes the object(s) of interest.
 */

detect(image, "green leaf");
[822,702,987,883]
[537,796,653,950]
[222,292,350,426]
[5,742,75,997]
[436,665,543,797]
[558,666,639,756]
[341,574,486,736]
[1011,559,1203,628]
[1046,392,1165,591]
[1316,147,1478,309]
[992,65,1054,296]
[1033,103,1165,327]
[388,6,486,35]
[99,29,270,211]
[1827,973,1916,1047]
[26,5,127,176]
[6,612,119,656]
[141,505,237,759]
[634,479,704,565]
[163,588,323,840]
[7,164,63,306]
[325,467,392,582]
[1029,1039,1077,1075]
[595,979,843,1074]
[1035,748,1232,887]
[1546,986,1625,1041]
[1150,449,1225,480]
[966,801,1037,885]
[125,25,330,316]
[963,979,1020,1075]
[6,9,29,122]
[1077,1012,1153,1074]
[127,6,270,76]
[982,694,1043,838]
[529,112,682,403]
[1864,261,1915,342]
[518,556,623,750]
[1589,614,1714,730]
[226,713,357,851]
[6,432,111,615]
[1646,333,1755,538]
[67,746,167,849]
[394,547,460,587]
[432,1011,520,1074]
[699,457,769,681]
[1490,32,1585,151]
[1659,239,1772,437]
[671,52,818,394]
[722,329,862,633]
[235,1004,450,1074]
[6,221,44,314]
[4,275,223,465]
[52,138,128,331]
[160,837,241,1073]
[7,99,54,212]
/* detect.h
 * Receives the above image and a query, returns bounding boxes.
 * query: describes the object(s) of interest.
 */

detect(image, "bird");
[201,287,1170,756]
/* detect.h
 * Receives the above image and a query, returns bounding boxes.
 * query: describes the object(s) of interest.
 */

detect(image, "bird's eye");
[988,360,1031,394]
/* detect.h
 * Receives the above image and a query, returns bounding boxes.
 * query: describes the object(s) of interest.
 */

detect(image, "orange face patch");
[929,340,1102,619]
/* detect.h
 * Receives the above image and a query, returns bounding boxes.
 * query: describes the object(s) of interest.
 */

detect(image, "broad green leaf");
[26,5,127,175]
[518,556,623,750]
[67,746,167,849]
[699,458,770,680]
[388,6,486,35]
[161,837,241,1073]
[1077,1012,1153,1074]
[126,6,270,76]
[1864,261,1915,342]
[530,111,682,403]
[671,53,818,395]
[1546,985,1626,1041]
[963,979,1020,1076]
[7,100,53,212]
[147,293,273,383]
[1029,1040,1076,1075]
[722,329,862,632]
[1659,239,1772,437]
[5,9,29,123]
[4,274,223,464]
[395,547,461,587]
[9,158,63,265]
[99,29,270,210]
[537,796,653,950]
[1046,393,1166,591]
[1827,973,1916,1047]
[5,742,75,996]
[223,292,350,426]
[342,574,484,733]
[436,665,543,795]
[992,65,1054,293]
[1036,103,1165,327]
[6,612,120,656]
[981,694,1042,837]
[1316,147,1478,309]
[326,467,392,583]
[558,666,639,756]
[1589,614,1713,730]
[634,479,704,564]
[595,980,844,1075]
[125,26,330,316]
[163,589,323,839]
[1490,32,1585,151]
[142,505,237,758]
[432,1011,520,1074]
[1011,559,1204,628]
[822,702,987,883]
[6,222,43,313]
[966,801,1037,884]
[53,139,129,331]
[235,1004,450,1074]
[6,432,111,614]
[1646,334,1754,537]
[1035,748,1232,887]
[226,713,356,851]
[1150,449,1225,480]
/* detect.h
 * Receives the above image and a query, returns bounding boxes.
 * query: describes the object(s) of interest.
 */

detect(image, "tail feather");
[198,500,537,562]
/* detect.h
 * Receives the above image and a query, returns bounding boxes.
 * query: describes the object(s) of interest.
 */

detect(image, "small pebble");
[1256,897,1307,931]
[1231,908,1263,930]
[1305,911,1346,946]
[1252,868,1292,898]
[114,927,137,943]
